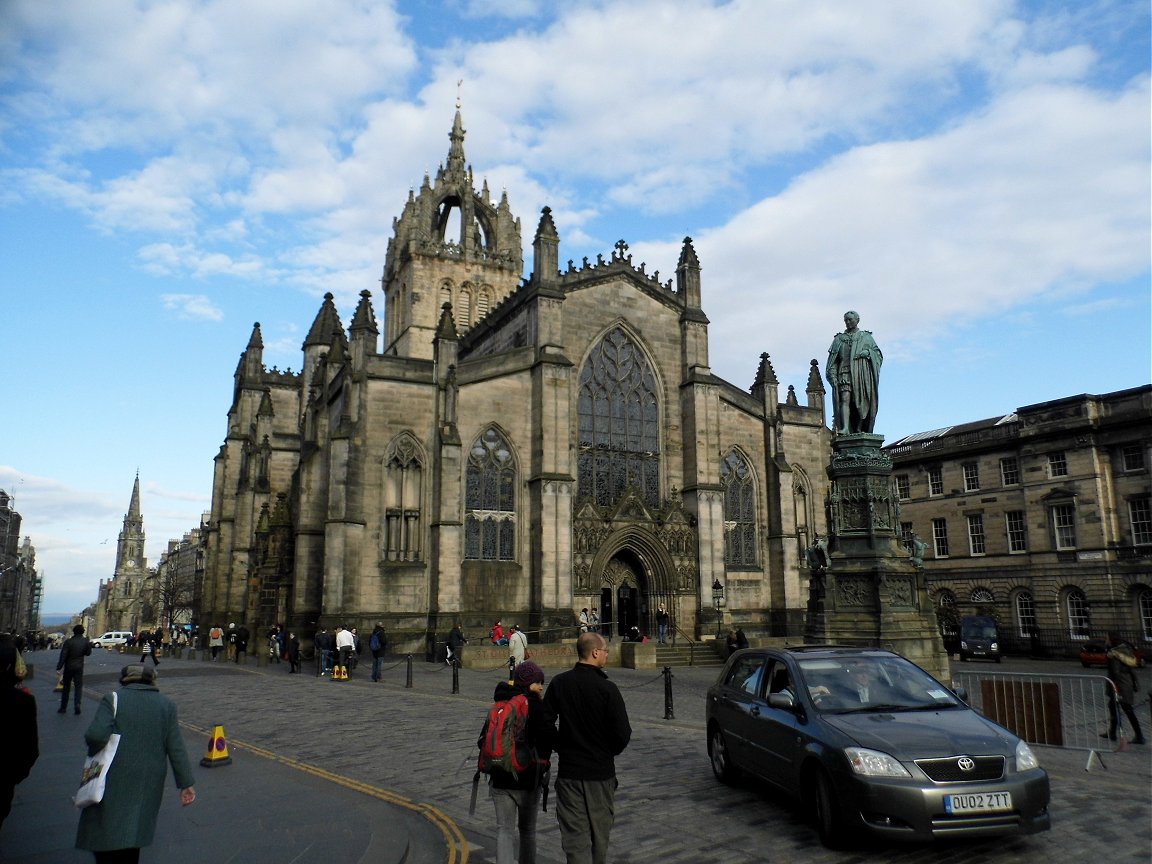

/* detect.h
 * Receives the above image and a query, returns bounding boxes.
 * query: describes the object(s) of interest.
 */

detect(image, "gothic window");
[439,281,453,312]
[459,283,473,328]
[465,428,516,561]
[1015,590,1037,637]
[577,327,660,508]
[477,286,491,321]
[721,450,757,567]
[383,435,424,562]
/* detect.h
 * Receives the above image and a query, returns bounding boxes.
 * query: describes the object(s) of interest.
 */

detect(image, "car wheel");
[811,769,850,849]
[708,726,739,784]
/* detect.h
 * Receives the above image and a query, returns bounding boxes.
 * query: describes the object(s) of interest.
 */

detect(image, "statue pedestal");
[807,434,950,682]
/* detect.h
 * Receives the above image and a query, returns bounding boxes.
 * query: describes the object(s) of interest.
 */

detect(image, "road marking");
[182,720,469,864]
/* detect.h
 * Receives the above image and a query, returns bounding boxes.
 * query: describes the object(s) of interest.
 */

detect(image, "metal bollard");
[406,654,414,688]
[508,656,516,679]
[451,658,460,694]
[663,665,675,720]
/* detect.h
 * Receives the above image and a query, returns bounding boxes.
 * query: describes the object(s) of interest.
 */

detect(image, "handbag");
[73,692,120,808]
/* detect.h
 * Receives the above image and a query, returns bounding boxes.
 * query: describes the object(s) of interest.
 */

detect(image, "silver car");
[705,646,1051,846]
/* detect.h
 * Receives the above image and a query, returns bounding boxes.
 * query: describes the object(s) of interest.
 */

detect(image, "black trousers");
[1109,694,1144,741]
[60,667,84,710]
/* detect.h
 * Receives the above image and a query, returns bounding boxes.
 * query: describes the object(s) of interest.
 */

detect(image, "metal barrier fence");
[952,670,1117,753]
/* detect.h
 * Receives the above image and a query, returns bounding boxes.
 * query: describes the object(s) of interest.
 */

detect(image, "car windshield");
[797,655,963,713]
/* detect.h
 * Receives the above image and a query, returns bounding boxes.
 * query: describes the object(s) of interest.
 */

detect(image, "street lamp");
[711,578,725,638]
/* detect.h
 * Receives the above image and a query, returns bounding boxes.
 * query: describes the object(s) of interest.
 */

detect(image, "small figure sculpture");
[825,310,883,435]
[907,533,927,568]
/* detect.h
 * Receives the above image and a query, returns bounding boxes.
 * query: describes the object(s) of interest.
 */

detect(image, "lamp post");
[711,578,725,638]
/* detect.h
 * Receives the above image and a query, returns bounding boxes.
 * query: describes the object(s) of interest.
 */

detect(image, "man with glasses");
[544,632,632,864]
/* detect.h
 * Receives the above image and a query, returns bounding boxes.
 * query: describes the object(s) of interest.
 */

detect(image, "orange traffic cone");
[200,725,233,767]
[338,665,347,680]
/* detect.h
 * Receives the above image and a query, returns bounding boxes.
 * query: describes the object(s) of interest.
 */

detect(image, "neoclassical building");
[199,112,833,651]
[885,386,1152,654]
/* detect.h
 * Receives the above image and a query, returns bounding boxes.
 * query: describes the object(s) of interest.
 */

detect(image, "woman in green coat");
[75,664,196,863]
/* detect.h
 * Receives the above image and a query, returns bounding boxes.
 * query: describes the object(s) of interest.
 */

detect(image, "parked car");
[959,615,1001,663]
[1079,640,1147,668]
[705,646,1051,847]
[90,630,133,648]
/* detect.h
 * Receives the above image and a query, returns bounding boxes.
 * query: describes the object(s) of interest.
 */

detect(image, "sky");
[1,0,1148,619]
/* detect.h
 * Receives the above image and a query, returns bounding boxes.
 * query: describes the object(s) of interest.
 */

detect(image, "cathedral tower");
[381,111,523,359]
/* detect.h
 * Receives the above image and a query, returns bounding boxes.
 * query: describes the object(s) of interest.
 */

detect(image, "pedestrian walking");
[226,623,238,662]
[57,624,92,715]
[578,608,590,633]
[315,628,333,675]
[479,660,555,864]
[208,625,224,661]
[1103,632,1146,744]
[446,624,467,666]
[655,604,669,644]
[369,623,387,681]
[0,635,38,831]
[509,624,529,667]
[75,664,196,863]
[350,627,362,670]
[286,632,301,673]
[543,632,632,864]
[335,625,355,676]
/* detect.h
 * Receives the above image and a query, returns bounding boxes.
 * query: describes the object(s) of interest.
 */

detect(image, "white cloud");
[160,293,225,321]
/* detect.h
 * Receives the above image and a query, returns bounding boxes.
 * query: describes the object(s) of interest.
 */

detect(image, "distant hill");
[39,613,76,628]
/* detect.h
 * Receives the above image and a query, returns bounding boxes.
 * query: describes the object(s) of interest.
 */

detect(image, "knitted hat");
[121,664,157,685]
[513,660,545,688]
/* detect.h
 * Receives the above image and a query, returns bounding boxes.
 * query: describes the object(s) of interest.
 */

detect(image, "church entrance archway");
[599,550,648,641]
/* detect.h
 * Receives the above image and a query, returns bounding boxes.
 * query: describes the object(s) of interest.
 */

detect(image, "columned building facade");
[886,386,1152,655]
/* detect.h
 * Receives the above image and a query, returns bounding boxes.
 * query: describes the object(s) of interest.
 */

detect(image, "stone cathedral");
[200,112,833,653]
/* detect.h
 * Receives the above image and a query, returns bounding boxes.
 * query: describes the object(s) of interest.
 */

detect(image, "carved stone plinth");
[807,433,950,682]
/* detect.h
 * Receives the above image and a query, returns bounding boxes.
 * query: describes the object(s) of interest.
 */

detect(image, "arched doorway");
[599,550,649,641]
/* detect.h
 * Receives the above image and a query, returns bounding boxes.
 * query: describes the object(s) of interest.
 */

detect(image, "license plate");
[944,791,1012,814]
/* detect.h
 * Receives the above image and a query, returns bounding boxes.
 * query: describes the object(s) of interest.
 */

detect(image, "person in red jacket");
[491,620,508,646]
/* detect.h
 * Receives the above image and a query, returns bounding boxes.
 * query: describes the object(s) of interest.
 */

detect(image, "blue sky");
[2,0,1148,617]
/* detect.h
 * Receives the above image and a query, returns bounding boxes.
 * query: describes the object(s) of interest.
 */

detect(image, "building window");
[383,434,424,562]
[971,587,994,604]
[577,327,661,508]
[1065,588,1090,639]
[967,514,986,555]
[900,522,914,544]
[1005,510,1028,553]
[932,518,949,558]
[928,466,944,497]
[1122,444,1146,472]
[721,450,757,567]
[465,428,516,561]
[1129,497,1152,546]
[963,462,980,492]
[1015,590,1037,638]
[1140,590,1152,641]
[1000,456,1020,486]
[1051,504,1077,550]
[895,474,910,500]
[1048,452,1068,478]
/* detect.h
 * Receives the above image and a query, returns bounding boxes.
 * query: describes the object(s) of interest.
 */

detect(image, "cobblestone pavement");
[16,649,1152,864]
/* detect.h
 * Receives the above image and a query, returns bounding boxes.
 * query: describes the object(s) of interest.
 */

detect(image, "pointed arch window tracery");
[465,428,516,560]
[721,449,758,567]
[384,434,424,562]
[577,327,661,508]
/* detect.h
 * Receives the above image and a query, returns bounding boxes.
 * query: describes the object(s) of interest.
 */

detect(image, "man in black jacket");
[56,624,92,715]
[543,632,631,864]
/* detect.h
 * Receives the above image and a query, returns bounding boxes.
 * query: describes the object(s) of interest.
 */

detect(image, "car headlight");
[991,642,999,650]
[845,747,912,778]
[960,640,968,649]
[1016,740,1040,772]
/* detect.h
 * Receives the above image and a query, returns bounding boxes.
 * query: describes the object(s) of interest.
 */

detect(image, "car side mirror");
[951,686,969,704]
[768,691,796,711]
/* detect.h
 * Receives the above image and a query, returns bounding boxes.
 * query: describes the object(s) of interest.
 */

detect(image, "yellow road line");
[183,721,469,864]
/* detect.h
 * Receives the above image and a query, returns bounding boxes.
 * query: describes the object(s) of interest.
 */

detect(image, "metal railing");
[951,670,1117,752]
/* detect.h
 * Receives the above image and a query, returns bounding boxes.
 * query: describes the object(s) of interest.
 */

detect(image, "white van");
[91,631,133,648]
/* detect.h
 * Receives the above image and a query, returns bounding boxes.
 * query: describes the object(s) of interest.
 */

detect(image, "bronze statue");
[826,310,882,434]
